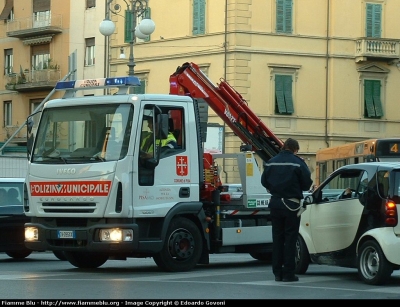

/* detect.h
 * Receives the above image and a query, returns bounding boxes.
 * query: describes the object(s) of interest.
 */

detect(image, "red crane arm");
[170,62,283,162]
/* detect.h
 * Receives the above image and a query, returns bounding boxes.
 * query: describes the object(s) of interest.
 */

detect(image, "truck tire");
[53,250,67,261]
[357,240,393,285]
[295,235,310,274]
[6,250,32,259]
[64,251,108,268]
[153,217,202,272]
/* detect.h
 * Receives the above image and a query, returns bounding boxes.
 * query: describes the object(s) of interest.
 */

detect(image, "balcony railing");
[6,69,61,92]
[6,14,63,38]
[355,38,400,63]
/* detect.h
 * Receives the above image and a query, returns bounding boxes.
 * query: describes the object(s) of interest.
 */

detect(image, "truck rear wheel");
[64,251,108,268]
[357,240,393,285]
[153,217,202,272]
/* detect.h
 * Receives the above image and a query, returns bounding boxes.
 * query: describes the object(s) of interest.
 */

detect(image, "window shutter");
[86,0,96,9]
[275,75,287,113]
[372,81,383,117]
[372,4,381,38]
[85,37,95,47]
[193,0,205,35]
[125,10,134,43]
[132,80,146,94]
[283,75,294,113]
[33,0,50,12]
[276,0,284,32]
[366,3,381,38]
[32,44,49,55]
[284,0,293,33]
[277,0,292,33]
[198,0,205,34]
[0,0,13,20]
[364,80,376,117]
[366,4,373,37]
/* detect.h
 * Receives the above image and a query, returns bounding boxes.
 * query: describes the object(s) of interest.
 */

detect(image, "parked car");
[0,178,66,260]
[296,162,400,285]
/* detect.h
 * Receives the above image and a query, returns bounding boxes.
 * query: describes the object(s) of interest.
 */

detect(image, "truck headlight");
[25,227,39,241]
[99,229,133,242]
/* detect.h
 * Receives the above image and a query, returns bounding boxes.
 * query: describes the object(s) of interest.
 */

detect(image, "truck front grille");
[42,202,96,213]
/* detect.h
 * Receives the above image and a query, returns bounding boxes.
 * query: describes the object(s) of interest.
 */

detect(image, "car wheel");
[153,217,202,272]
[357,240,393,285]
[295,235,310,274]
[63,251,108,268]
[6,250,32,259]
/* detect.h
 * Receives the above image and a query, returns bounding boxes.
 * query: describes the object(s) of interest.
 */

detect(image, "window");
[138,105,185,186]
[33,0,51,28]
[275,74,294,114]
[32,44,50,70]
[276,0,293,34]
[125,8,151,43]
[192,0,205,35]
[4,49,13,75]
[366,3,381,38]
[3,101,11,126]
[364,80,383,118]
[86,0,95,9]
[85,38,95,66]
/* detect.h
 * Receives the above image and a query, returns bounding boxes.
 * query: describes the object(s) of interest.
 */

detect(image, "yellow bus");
[315,138,400,186]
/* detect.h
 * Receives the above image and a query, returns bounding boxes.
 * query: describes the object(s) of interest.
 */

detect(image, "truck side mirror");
[157,114,169,139]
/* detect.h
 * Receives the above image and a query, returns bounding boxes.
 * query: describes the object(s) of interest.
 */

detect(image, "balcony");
[6,69,61,92]
[6,14,62,39]
[355,38,400,63]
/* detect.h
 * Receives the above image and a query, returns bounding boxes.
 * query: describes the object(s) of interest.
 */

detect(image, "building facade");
[1,0,400,183]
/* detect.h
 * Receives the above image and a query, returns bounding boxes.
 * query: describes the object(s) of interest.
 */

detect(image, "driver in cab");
[140,116,177,159]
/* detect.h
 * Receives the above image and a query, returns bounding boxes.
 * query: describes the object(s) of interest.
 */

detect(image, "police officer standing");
[261,138,313,282]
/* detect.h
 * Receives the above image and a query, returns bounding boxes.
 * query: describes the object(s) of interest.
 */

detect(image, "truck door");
[133,103,198,212]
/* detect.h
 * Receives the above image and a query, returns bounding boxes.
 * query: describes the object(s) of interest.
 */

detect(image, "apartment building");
[1,0,400,183]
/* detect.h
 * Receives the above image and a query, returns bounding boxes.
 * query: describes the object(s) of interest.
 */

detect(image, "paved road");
[0,252,399,300]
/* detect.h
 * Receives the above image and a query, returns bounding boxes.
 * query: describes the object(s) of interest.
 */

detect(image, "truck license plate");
[57,230,75,239]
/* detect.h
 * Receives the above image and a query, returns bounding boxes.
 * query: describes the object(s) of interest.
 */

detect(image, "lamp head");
[119,47,126,59]
[99,19,115,36]
[138,19,155,35]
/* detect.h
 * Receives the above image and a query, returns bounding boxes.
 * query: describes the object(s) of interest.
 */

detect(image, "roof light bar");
[55,76,141,91]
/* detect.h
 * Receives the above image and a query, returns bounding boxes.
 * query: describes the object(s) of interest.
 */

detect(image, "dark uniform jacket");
[261,150,313,210]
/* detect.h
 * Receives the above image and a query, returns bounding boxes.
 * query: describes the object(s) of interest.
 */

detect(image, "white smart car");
[296,162,400,285]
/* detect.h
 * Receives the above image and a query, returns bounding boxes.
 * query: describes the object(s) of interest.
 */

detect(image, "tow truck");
[24,62,283,271]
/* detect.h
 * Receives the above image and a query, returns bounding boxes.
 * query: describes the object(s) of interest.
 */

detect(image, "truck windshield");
[31,104,133,163]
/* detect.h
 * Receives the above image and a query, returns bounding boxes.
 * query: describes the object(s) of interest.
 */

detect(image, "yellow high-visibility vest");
[141,132,176,153]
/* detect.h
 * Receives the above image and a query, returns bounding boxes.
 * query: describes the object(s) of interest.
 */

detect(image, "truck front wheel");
[6,250,32,259]
[64,251,108,268]
[153,217,202,272]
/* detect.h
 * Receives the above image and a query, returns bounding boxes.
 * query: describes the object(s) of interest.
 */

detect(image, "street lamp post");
[99,0,155,76]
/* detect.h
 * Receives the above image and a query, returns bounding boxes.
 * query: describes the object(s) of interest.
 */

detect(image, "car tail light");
[384,200,398,226]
